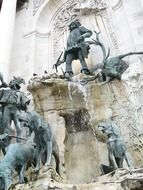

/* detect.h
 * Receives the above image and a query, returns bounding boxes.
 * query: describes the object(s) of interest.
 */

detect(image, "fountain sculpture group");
[0,20,143,190]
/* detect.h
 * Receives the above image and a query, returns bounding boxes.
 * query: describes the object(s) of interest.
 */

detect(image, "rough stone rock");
[14,168,143,190]
[27,61,143,184]
[26,57,143,186]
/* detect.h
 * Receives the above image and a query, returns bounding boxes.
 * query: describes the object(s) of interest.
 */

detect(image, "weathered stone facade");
[8,0,143,80]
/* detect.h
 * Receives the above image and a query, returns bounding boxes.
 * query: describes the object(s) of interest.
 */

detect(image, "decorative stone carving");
[33,0,45,15]
[109,0,123,10]
[102,10,119,51]
[75,0,107,14]
[53,1,79,34]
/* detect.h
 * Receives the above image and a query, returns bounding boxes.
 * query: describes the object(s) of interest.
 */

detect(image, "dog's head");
[18,111,45,132]
[98,122,114,136]
[18,111,31,128]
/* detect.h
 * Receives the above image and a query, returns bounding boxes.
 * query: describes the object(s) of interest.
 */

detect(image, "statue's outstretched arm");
[82,31,92,39]
[80,27,92,39]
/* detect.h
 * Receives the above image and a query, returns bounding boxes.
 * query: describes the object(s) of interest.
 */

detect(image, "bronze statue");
[0,76,30,140]
[98,122,131,174]
[0,142,37,190]
[0,107,3,134]
[53,20,92,80]
[0,133,26,155]
[81,31,143,85]
[18,111,60,175]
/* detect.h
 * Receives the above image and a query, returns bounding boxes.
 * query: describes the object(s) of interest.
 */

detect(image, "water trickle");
[72,80,88,103]
[76,81,88,102]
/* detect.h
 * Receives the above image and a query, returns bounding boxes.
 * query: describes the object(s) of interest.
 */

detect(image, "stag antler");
[86,31,110,62]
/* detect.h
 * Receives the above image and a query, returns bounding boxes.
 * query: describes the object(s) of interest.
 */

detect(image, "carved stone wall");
[8,0,143,80]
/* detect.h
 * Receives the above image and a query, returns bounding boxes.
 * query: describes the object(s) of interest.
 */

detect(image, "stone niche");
[28,59,143,185]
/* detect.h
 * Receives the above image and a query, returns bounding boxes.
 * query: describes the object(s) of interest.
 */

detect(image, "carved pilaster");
[101,9,119,51]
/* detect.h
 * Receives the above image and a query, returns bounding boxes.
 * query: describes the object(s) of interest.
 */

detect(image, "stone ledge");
[14,168,143,190]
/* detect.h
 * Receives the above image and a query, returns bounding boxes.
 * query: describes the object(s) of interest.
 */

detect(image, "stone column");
[0,0,17,80]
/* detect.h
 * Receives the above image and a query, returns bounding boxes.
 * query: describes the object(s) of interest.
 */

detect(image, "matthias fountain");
[1,0,143,189]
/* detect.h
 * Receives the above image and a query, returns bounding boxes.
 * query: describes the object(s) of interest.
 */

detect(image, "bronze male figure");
[0,77,30,139]
[54,20,92,79]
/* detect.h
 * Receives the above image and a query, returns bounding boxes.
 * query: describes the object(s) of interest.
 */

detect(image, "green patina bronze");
[53,20,92,79]
[0,75,30,140]
[81,31,143,85]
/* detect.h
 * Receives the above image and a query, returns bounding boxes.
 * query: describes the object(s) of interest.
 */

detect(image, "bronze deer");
[81,31,143,85]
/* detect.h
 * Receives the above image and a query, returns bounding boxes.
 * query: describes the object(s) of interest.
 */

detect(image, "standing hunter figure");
[53,20,92,80]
